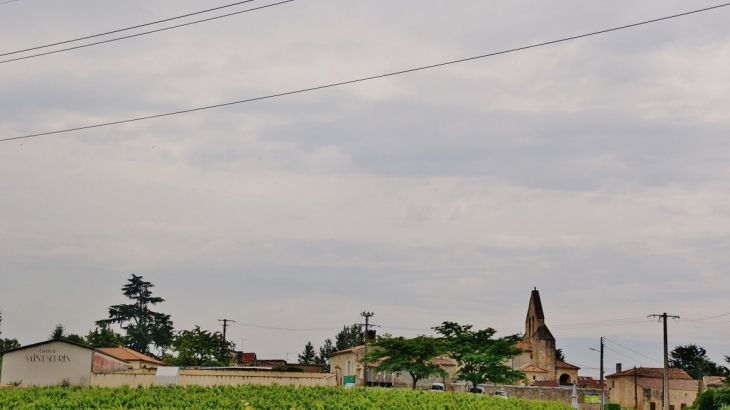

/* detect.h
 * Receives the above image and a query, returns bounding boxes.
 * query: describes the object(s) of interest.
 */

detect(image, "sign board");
[585,395,602,404]
[343,376,356,385]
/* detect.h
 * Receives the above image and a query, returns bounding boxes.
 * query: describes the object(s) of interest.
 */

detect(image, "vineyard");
[0,385,576,410]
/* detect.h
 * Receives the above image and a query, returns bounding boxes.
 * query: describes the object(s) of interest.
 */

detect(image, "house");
[96,347,164,369]
[0,339,132,386]
[510,288,580,386]
[329,345,457,388]
[606,367,698,410]
[703,376,726,390]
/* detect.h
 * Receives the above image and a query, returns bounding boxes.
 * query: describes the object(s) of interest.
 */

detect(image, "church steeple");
[525,288,554,342]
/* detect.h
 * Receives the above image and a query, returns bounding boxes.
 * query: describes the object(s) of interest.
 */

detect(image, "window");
[681,404,687,409]
[612,381,615,388]
[530,354,533,359]
[533,375,536,380]
[670,405,675,410]
[650,403,656,410]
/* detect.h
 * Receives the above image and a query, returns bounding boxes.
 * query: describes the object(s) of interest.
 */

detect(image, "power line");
[604,345,654,367]
[2,1,729,143]
[0,0,22,5]
[683,311,730,321]
[0,0,294,65]
[1,0,257,58]
[235,322,340,331]
[604,337,662,363]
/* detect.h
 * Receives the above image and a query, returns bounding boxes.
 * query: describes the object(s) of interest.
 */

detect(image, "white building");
[0,339,131,387]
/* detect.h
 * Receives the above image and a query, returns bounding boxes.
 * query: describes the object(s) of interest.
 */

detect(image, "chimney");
[616,363,622,373]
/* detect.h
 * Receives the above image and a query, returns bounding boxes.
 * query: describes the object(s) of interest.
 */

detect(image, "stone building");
[510,288,580,385]
[606,367,698,410]
[329,345,457,388]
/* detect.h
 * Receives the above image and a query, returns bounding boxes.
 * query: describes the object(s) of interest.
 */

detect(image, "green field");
[0,385,575,410]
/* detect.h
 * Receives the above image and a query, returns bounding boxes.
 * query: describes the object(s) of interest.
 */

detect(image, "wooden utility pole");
[360,311,374,387]
[218,319,235,345]
[648,313,680,410]
[634,366,639,410]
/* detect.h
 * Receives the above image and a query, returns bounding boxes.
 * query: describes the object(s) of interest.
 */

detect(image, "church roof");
[556,360,580,370]
[530,288,545,320]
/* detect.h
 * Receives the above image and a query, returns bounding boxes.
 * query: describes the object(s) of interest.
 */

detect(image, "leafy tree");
[434,322,525,390]
[86,323,125,348]
[335,324,364,351]
[65,334,87,345]
[362,335,445,390]
[298,342,317,365]
[48,323,86,344]
[556,348,566,362]
[316,338,335,372]
[0,309,20,369]
[0,337,20,351]
[49,324,65,340]
[97,275,174,357]
[670,344,729,382]
[164,326,234,367]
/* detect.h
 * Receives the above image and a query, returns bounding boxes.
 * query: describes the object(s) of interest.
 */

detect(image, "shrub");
[606,403,621,410]
[696,389,717,410]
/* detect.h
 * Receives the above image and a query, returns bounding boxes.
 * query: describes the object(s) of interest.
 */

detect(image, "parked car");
[493,390,509,399]
[469,386,485,394]
[430,383,446,392]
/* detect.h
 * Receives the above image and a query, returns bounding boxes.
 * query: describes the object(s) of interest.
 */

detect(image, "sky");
[0,0,729,376]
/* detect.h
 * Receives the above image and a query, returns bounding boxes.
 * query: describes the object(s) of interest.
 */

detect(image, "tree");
[164,326,234,367]
[298,342,317,365]
[0,309,21,370]
[670,344,729,382]
[86,323,125,348]
[48,323,86,344]
[97,275,174,357]
[49,324,65,340]
[434,322,525,390]
[316,338,335,372]
[335,324,364,351]
[556,348,566,362]
[362,335,445,390]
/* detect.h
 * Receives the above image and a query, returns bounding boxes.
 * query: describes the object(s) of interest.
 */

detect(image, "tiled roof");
[636,378,699,391]
[607,367,694,380]
[578,376,601,388]
[239,353,257,363]
[515,341,532,351]
[520,364,549,373]
[556,360,580,370]
[703,376,726,387]
[96,347,164,364]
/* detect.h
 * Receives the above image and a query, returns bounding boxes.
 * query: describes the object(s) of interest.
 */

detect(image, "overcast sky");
[1,0,729,374]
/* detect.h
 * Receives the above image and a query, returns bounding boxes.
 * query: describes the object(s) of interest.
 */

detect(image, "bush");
[716,387,730,408]
[696,390,717,410]
[606,403,621,410]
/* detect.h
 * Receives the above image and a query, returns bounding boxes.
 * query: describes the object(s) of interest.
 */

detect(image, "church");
[510,288,580,386]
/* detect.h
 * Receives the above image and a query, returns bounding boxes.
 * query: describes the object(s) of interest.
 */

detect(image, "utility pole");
[601,337,605,410]
[218,319,235,346]
[590,337,605,410]
[360,311,374,387]
[634,366,638,410]
[649,313,680,410]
